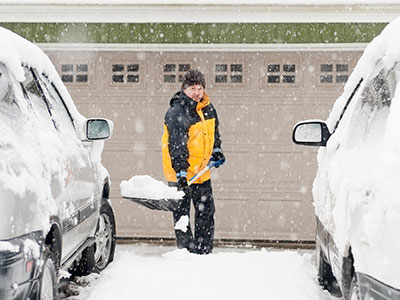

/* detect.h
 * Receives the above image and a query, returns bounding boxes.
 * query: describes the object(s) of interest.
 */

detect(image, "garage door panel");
[145,102,171,137]
[256,104,308,136]
[104,148,165,184]
[219,105,252,134]
[217,104,259,145]
[143,148,165,179]
[214,199,258,239]
[102,150,146,180]
[217,149,257,182]
[258,183,310,202]
[255,199,315,240]
[256,152,303,182]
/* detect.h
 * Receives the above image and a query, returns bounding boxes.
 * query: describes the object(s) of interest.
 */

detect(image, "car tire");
[93,202,116,272]
[71,202,116,276]
[349,275,361,300]
[316,241,342,297]
[39,251,57,300]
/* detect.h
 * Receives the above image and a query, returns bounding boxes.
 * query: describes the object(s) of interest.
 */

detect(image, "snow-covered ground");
[63,244,333,300]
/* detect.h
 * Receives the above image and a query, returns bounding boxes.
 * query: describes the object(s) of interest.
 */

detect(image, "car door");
[22,67,100,262]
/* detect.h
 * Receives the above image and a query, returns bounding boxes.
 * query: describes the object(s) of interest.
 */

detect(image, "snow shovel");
[121,159,224,212]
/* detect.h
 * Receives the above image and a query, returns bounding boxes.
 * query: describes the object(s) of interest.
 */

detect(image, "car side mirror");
[86,118,113,140]
[292,120,331,147]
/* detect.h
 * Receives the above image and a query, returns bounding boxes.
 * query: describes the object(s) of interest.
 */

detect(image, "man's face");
[183,84,204,102]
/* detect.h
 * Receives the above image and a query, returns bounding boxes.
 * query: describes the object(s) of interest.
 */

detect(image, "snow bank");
[313,16,400,288]
[75,246,327,300]
[120,175,184,200]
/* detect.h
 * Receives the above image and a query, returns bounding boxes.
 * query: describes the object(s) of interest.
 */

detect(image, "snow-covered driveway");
[66,244,332,300]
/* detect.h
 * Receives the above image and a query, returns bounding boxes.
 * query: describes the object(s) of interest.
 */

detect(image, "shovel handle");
[188,159,224,186]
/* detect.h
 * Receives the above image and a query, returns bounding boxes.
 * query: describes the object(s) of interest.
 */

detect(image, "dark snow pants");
[172,180,215,254]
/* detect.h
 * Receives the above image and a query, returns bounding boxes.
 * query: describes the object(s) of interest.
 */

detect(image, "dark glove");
[176,171,189,194]
[211,148,225,168]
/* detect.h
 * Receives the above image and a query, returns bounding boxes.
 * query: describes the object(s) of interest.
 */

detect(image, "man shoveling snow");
[161,69,225,254]
[120,69,225,254]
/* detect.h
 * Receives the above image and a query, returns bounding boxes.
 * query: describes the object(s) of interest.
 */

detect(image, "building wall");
[43,45,362,241]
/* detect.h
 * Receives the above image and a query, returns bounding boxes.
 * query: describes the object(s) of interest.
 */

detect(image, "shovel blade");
[123,196,182,212]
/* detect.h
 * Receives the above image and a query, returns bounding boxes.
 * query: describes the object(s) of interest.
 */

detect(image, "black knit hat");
[181,69,206,89]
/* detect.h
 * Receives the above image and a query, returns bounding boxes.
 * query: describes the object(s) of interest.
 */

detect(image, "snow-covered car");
[292,18,400,300]
[0,27,116,299]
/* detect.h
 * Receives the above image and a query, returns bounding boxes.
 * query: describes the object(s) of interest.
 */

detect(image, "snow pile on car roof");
[0,27,56,82]
[0,26,85,125]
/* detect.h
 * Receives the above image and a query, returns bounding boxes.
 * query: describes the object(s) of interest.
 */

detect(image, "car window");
[345,63,397,147]
[361,66,396,108]
[36,72,76,135]
[21,67,54,127]
[0,64,22,127]
[0,64,14,105]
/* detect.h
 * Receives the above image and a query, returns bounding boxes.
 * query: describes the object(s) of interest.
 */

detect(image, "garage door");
[46,46,361,241]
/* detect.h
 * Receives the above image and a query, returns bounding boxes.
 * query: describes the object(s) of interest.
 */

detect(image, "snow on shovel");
[120,159,224,212]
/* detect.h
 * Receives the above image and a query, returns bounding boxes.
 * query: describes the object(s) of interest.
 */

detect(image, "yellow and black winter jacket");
[162,91,221,184]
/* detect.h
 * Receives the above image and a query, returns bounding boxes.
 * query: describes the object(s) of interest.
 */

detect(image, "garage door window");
[61,64,89,84]
[163,64,191,83]
[112,64,140,84]
[320,63,349,84]
[214,64,243,84]
[267,64,296,84]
